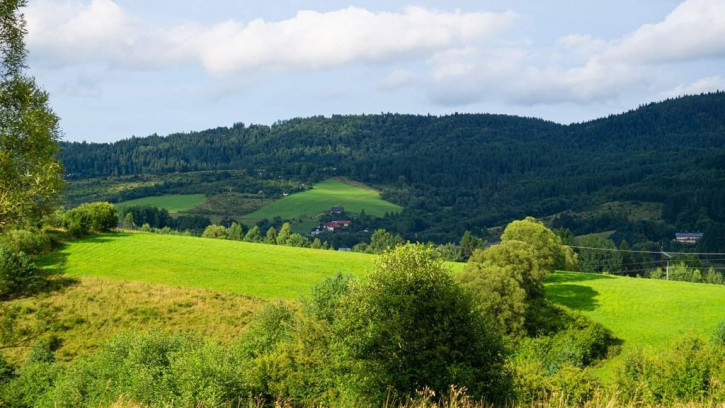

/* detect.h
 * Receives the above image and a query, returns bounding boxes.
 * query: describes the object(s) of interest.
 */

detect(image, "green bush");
[0,228,52,255]
[63,202,118,236]
[0,245,43,299]
[332,244,511,405]
[615,334,725,405]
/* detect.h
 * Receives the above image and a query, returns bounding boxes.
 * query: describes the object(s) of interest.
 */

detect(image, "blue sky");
[24,0,725,142]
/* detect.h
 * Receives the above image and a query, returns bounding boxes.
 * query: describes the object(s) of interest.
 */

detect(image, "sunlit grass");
[115,194,206,213]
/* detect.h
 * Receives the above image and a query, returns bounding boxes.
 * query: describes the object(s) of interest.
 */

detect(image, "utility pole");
[661,241,672,281]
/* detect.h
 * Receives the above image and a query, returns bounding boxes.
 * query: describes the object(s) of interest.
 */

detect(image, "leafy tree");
[458,263,527,337]
[227,222,243,241]
[460,230,485,260]
[366,228,403,254]
[123,212,134,229]
[243,225,262,243]
[265,227,277,244]
[501,217,577,272]
[0,0,64,229]
[705,267,723,285]
[201,225,227,239]
[310,237,322,249]
[285,233,309,248]
[63,202,118,236]
[475,240,544,300]
[333,244,510,404]
[577,235,622,274]
[277,223,292,245]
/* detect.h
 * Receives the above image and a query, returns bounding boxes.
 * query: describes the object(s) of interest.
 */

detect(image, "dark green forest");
[59,92,725,249]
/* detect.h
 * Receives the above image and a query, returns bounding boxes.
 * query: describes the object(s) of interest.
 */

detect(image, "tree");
[265,227,277,244]
[123,213,134,229]
[501,217,577,273]
[277,223,292,245]
[473,240,544,300]
[460,230,484,260]
[0,0,64,229]
[366,228,403,254]
[201,225,227,239]
[577,235,622,274]
[332,244,509,404]
[243,225,262,243]
[227,222,243,241]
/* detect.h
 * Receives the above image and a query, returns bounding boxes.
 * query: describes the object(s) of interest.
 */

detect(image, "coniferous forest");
[59,92,725,250]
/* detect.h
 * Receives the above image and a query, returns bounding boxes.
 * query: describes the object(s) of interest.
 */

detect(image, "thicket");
[63,202,118,237]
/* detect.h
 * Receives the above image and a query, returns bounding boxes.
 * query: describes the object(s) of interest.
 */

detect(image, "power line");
[568,245,725,257]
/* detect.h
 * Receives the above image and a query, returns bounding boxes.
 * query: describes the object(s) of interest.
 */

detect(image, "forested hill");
[59,92,725,247]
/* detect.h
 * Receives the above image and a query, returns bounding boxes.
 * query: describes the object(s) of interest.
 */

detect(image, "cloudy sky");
[24,0,725,142]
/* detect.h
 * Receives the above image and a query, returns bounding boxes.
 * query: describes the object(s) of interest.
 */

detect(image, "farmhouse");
[330,206,345,215]
[675,232,703,244]
[324,220,351,231]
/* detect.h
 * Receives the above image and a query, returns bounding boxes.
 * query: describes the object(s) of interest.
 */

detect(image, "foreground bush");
[0,245,42,299]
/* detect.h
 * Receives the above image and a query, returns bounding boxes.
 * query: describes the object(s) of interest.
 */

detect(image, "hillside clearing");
[241,178,401,229]
[116,194,206,214]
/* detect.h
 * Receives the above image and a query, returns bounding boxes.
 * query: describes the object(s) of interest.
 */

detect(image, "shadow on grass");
[546,283,600,311]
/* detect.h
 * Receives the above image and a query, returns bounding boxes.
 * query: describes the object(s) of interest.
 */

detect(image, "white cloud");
[662,76,725,98]
[26,1,516,74]
[605,0,725,64]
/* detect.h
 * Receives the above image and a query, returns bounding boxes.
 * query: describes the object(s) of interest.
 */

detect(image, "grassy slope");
[49,232,378,299]
[243,178,401,222]
[116,194,206,213]
[1,277,264,364]
[547,271,725,359]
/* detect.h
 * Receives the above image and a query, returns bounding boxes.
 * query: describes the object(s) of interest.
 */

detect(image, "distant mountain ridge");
[59,92,725,247]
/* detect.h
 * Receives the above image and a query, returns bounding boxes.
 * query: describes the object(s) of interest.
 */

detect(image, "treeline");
[60,92,725,248]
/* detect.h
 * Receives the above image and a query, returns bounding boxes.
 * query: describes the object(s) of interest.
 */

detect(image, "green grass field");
[41,232,725,355]
[547,271,725,362]
[115,194,206,214]
[242,178,401,225]
[47,232,378,299]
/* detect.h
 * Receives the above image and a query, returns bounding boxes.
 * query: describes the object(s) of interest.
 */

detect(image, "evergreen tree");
[265,227,277,244]
[277,223,292,245]
[244,225,262,243]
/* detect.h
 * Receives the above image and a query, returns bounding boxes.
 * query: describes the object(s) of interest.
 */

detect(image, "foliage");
[201,224,227,239]
[366,228,404,254]
[476,240,545,300]
[332,244,511,405]
[63,202,118,236]
[0,244,43,299]
[243,225,262,242]
[0,228,52,255]
[0,0,64,230]
[577,235,622,274]
[460,230,485,260]
[501,217,577,273]
[277,222,292,245]
[615,335,725,405]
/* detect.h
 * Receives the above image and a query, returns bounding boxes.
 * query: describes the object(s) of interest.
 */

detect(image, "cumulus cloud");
[427,0,725,107]
[605,0,725,63]
[25,1,515,74]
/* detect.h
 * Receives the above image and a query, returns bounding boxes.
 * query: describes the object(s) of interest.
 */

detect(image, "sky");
[23,0,725,143]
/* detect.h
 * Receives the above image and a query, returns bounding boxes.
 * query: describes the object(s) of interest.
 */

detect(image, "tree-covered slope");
[59,92,725,247]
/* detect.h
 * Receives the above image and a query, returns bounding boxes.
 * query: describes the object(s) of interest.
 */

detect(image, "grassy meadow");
[115,194,206,214]
[1,276,265,365]
[44,232,378,299]
[242,178,401,228]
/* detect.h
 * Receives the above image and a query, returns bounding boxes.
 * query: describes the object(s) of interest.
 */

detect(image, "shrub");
[0,228,52,255]
[201,224,228,239]
[615,334,725,405]
[332,244,511,405]
[0,245,42,299]
[63,202,118,236]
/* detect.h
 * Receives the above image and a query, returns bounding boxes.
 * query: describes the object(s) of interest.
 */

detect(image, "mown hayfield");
[546,270,725,366]
[242,178,401,223]
[115,194,206,213]
[46,232,378,299]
